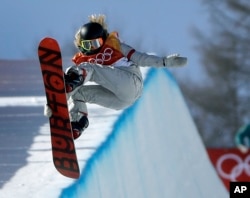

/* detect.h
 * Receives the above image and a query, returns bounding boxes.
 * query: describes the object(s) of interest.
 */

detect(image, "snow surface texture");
[0,68,228,198]
[61,68,228,198]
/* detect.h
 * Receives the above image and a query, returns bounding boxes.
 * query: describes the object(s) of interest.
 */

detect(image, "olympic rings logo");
[89,48,113,65]
[216,153,250,181]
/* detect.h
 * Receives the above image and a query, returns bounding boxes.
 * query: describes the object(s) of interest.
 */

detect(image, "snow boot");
[71,115,89,139]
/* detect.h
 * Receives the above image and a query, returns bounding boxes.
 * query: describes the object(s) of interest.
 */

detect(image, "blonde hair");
[88,14,108,30]
[74,14,108,48]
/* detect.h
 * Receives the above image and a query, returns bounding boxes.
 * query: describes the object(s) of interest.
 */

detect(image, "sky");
[0,0,210,78]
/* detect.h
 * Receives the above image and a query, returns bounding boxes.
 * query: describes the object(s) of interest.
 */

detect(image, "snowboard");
[38,37,80,179]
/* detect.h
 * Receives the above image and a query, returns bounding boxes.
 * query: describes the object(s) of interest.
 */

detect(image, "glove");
[164,54,187,67]
[235,133,250,154]
[44,104,52,117]
[235,125,250,154]
[64,66,84,93]
[237,144,248,154]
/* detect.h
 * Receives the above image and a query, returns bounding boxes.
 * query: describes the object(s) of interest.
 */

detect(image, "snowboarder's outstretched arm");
[120,42,187,67]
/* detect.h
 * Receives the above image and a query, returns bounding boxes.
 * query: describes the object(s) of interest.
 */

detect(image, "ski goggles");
[79,38,104,52]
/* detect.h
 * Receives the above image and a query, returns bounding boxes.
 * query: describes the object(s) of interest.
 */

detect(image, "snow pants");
[67,63,143,122]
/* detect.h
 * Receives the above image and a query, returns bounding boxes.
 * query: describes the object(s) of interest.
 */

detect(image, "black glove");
[64,67,84,92]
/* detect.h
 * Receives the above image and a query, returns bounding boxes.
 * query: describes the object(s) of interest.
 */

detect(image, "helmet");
[78,22,108,55]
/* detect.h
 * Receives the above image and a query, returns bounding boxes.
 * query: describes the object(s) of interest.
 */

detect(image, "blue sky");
[0,0,209,78]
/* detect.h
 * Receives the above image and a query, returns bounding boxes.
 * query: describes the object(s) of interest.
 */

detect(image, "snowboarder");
[44,14,187,139]
[235,123,250,153]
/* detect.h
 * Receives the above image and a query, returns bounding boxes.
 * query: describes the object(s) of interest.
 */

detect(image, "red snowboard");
[38,37,80,179]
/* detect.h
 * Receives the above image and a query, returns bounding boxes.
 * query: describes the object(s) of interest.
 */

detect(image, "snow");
[0,97,45,107]
[0,101,121,198]
[0,68,228,198]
